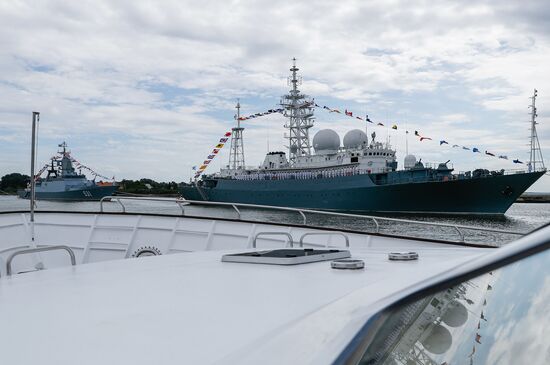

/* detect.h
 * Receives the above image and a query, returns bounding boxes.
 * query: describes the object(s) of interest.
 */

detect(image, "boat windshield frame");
[331,222,550,365]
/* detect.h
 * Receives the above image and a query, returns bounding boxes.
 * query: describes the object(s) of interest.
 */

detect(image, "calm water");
[1,195,548,246]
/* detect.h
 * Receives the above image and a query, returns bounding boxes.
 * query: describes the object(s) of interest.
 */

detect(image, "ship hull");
[181,171,545,215]
[18,185,118,201]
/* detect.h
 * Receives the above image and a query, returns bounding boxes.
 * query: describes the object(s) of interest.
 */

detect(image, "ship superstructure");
[221,60,398,178]
[181,60,546,215]
[18,142,117,201]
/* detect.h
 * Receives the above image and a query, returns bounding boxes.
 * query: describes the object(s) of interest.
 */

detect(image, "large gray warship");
[18,142,117,201]
[181,60,546,215]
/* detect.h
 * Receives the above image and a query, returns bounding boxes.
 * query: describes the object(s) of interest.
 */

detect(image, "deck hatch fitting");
[331,259,365,270]
[388,252,419,261]
[222,248,350,265]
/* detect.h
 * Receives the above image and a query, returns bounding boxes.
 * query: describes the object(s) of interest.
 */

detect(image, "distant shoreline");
[516,193,550,203]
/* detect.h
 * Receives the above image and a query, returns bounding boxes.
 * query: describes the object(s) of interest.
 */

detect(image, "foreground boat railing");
[6,245,76,276]
[253,232,295,248]
[299,232,350,248]
[250,231,351,249]
[99,196,187,214]
[99,196,525,244]
[99,196,304,224]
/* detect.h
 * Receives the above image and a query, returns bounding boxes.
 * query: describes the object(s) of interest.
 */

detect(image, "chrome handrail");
[253,232,294,248]
[299,232,350,248]
[100,196,185,214]
[6,245,76,276]
[179,199,525,238]
[454,226,465,242]
[98,196,525,243]
[231,204,241,220]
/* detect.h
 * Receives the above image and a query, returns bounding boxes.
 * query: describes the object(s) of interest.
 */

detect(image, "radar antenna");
[528,89,546,172]
[228,99,245,171]
[58,141,68,155]
[280,58,314,165]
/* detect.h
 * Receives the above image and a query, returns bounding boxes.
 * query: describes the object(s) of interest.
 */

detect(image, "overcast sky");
[0,0,548,191]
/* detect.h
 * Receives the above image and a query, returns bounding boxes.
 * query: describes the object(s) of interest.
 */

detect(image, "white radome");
[313,129,340,154]
[343,129,368,149]
[442,301,468,327]
[420,323,452,354]
[404,154,417,169]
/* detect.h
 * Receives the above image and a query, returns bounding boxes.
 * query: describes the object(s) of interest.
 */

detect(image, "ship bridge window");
[339,236,550,365]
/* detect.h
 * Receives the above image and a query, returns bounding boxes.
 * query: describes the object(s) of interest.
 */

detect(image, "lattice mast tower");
[229,99,245,170]
[528,89,545,172]
[280,58,314,165]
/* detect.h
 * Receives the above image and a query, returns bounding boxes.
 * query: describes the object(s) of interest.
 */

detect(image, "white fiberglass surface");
[0,243,488,365]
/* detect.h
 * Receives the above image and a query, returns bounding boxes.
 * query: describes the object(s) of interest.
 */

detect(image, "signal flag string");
[313,103,526,166]
[193,131,232,179]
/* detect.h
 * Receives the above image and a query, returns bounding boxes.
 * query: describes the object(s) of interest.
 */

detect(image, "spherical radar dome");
[442,302,468,327]
[404,154,417,169]
[420,324,452,354]
[313,129,341,154]
[343,129,368,149]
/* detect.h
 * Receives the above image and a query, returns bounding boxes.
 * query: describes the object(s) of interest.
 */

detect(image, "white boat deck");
[0,243,489,365]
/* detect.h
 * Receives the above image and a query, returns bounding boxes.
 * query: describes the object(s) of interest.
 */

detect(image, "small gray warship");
[18,142,118,201]
[181,60,546,215]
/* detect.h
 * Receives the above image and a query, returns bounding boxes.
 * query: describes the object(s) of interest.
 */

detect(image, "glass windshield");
[358,248,550,365]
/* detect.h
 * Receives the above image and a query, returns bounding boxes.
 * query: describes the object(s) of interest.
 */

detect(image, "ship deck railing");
[457,168,543,176]
[98,196,526,246]
[213,167,538,183]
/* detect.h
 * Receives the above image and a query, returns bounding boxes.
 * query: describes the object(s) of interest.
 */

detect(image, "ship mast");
[281,58,314,165]
[528,89,545,172]
[59,141,68,155]
[228,99,245,171]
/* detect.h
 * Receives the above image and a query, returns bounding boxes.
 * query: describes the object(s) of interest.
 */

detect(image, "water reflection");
[359,249,550,364]
[1,195,548,246]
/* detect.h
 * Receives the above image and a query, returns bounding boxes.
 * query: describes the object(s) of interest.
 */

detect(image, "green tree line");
[0,173,30,194]
[118,179,181,195]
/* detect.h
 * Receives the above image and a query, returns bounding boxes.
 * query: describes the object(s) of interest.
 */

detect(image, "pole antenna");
[528,89,545,172]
